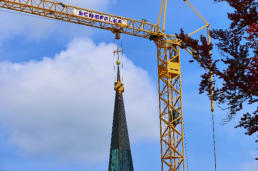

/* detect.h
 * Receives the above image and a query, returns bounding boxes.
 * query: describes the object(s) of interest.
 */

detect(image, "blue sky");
[0,0,257,171]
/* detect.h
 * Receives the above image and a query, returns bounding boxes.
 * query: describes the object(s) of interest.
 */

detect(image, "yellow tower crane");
[0,0,212,170]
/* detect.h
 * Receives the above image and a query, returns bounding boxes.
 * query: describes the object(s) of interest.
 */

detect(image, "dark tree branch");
[176,0,258,139]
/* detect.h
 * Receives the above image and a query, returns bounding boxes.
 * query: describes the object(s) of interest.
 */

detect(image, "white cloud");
[0,38,159,163]
[0,0,113,41]
[241,160,258,171]
[240,150,258,171]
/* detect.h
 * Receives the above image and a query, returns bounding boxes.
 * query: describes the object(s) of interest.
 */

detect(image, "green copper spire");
[108,47,134,171]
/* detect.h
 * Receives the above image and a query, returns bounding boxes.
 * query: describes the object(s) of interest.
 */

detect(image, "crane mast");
[0,0,210,170]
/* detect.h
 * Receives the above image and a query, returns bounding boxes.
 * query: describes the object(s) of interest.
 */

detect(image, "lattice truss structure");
[157,44,183,170]
[0,0,211,170]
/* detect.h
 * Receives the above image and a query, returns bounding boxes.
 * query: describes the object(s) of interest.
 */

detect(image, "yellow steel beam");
[158,0,164,28]
[156,40,185,171]
[157,0,168,33]
[188,24,209,37]
[184,0,208,25]
[162,0,168,32]
[0,0,160,39]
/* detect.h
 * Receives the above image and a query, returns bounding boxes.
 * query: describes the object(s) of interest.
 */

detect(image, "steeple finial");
[109,45,134,171]
[113,45,124,94]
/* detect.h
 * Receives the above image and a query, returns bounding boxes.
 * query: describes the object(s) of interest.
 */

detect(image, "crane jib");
[72,9,128,26]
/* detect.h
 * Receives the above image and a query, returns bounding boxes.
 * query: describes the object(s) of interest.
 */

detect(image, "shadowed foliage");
[176,0,257,140]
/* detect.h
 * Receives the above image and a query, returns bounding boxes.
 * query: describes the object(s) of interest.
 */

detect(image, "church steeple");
[108,46,134,171]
